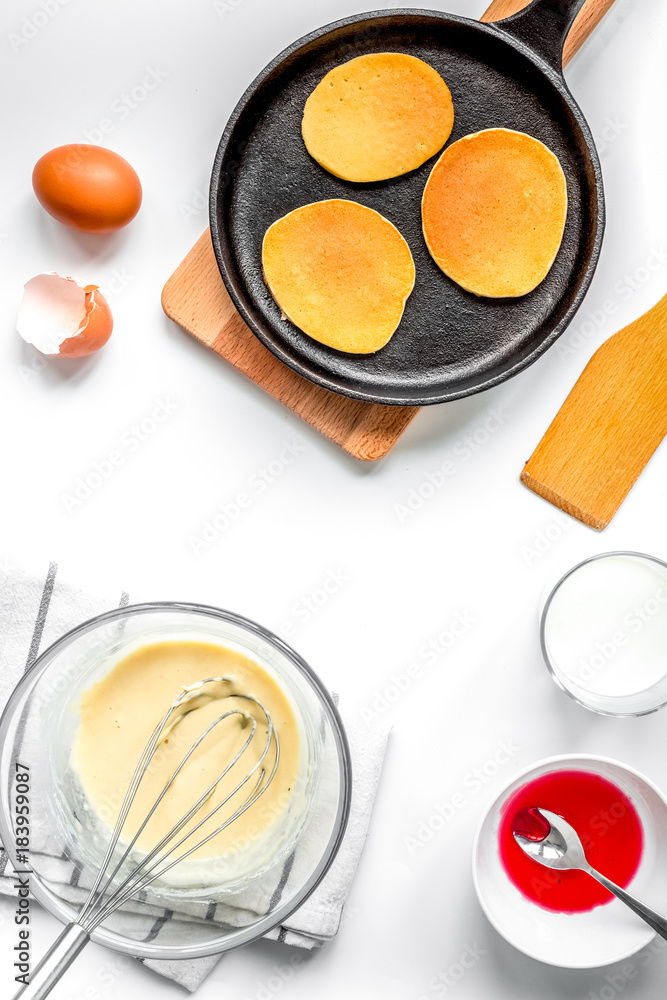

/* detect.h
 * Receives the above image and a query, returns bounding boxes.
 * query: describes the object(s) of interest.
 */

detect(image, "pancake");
[422,128,568,298]
[301,52,454,183]
[262,199,415,354]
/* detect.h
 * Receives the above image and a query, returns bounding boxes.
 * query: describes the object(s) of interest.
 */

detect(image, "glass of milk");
[541,552,667,716]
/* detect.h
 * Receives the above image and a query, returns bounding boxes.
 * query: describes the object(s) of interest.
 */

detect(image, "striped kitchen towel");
[0,564,388,992]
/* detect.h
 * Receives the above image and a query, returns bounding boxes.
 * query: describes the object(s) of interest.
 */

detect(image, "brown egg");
[32,144,142,233]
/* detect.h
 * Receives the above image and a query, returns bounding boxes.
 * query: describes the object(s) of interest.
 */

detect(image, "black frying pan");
[210,0,603,406]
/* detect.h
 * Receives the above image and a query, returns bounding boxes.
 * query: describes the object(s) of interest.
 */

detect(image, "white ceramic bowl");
[472,754,667,968]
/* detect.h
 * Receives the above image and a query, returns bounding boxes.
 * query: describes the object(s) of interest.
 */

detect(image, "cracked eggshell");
[18,273,113,358]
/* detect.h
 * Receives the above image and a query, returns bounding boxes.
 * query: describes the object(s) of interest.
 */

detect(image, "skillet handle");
[488,0,590,73]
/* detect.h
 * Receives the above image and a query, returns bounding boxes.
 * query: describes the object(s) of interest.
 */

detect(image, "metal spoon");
[513,808,667,940]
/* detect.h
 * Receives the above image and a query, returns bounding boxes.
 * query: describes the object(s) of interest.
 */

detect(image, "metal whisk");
[15,677,279,1000]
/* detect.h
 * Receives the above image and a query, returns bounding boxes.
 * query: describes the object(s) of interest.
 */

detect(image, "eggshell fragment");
[17,273,113,358]
[32,144,142,233]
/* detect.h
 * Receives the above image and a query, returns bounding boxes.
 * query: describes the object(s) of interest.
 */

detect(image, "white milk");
[543,554,667,710]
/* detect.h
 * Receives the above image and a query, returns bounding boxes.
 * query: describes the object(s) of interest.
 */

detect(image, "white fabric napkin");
[0,564,388,992]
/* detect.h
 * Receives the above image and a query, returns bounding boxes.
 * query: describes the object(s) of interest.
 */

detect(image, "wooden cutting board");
[522,293,667,530]
[161,0,616,461]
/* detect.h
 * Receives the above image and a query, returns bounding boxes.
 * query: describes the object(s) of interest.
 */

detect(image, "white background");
[1,0,667,997]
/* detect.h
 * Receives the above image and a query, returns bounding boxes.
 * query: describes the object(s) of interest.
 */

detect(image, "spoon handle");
[588,867,667,940]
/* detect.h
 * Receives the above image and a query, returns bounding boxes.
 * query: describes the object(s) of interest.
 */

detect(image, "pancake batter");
[72,640,301,864]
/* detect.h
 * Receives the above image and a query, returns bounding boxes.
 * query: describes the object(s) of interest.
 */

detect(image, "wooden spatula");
[521,293,667,529]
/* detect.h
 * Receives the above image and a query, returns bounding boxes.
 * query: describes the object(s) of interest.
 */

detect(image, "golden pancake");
[262,199,415,354]
[422,128,568,297]
[302,53,454,182]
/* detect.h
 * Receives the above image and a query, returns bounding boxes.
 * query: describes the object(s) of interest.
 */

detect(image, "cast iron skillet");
[210,0,603,406]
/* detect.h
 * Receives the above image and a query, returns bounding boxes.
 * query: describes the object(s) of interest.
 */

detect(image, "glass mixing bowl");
[0,603,351,960]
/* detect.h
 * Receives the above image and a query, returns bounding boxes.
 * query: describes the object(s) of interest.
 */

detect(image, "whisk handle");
[12,922,90,1000]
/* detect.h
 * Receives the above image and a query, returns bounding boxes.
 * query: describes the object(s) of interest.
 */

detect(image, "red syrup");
[499,769,643,913]
[512,806,551,842]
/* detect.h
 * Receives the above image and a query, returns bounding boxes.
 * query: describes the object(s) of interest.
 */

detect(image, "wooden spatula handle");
[481,0,616,65]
